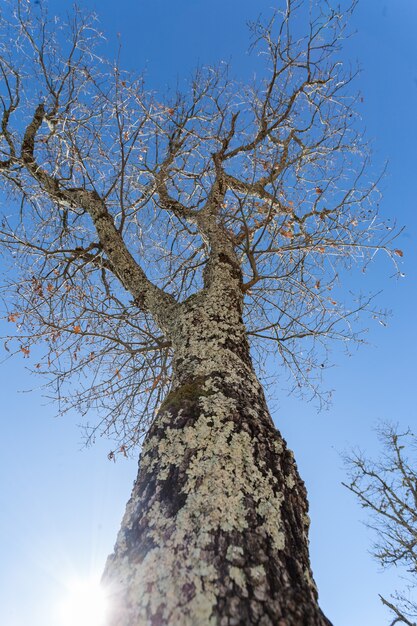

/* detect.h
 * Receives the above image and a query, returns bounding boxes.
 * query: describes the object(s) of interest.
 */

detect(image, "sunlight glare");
[57,576,108,626]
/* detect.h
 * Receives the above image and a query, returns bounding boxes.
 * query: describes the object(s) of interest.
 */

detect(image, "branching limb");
[20,103,177,321]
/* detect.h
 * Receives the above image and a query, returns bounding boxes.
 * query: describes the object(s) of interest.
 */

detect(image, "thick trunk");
[103,288,332,625]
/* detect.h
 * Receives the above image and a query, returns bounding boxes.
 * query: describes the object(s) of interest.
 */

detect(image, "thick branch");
[20,104,177,323]
[225,173,291,213]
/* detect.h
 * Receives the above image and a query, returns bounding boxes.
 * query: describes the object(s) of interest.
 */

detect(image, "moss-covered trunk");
[102,286,332,625]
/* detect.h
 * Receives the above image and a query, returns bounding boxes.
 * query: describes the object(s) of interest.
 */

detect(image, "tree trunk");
[102,288,332,625]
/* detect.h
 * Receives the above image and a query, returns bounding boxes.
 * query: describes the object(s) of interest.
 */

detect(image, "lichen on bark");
[103,281,332,625]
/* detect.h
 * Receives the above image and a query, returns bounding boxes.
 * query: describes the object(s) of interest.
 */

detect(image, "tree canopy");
[0,0,400,455]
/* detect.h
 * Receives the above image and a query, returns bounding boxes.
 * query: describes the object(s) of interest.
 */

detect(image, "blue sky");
[1,1,416,625]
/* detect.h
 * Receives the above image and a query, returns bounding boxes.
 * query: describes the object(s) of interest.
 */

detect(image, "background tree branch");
[344,424,417,626]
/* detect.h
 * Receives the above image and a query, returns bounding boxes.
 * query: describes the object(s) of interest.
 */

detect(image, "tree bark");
[102,277,332,626]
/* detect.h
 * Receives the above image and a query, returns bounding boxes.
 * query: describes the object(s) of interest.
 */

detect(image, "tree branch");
[20,103,177,321]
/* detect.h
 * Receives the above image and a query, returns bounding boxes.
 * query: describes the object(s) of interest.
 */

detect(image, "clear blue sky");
[1,1,416,625]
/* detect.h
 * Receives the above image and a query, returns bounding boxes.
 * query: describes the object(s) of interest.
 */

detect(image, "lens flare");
[57,576,108,626]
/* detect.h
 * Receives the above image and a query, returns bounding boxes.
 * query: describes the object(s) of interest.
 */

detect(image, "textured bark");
[102,256,333,626]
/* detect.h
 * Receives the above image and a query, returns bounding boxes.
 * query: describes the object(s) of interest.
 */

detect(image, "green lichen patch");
[229,566,247,590]
[226,544,244,564]
[159,375,213,414]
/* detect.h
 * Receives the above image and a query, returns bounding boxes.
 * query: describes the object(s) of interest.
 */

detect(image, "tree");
[0,1,399,624]
[344,425,417,626]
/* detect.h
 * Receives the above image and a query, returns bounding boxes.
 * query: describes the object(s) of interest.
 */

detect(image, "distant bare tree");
[344,425,417,626]
[0,0,401,624]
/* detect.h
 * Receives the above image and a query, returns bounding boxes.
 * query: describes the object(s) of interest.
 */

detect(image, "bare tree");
[344,425,417,626]
[0,0,400,624]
